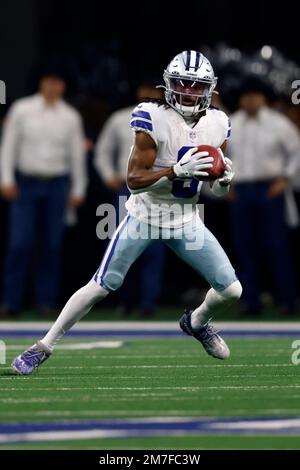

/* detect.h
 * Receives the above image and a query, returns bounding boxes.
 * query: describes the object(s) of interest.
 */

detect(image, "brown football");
[193,145,225,181]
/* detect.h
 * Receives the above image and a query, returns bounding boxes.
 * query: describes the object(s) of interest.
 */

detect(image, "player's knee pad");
[220,280,242,302]
[99,271,124,292]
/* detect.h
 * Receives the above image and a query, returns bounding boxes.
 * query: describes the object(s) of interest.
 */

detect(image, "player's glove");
[217,149,234,186]
[211,150,234,197]
[173,147,213,178]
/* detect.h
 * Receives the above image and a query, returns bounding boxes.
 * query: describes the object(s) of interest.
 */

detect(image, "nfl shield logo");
[189,131,197,140]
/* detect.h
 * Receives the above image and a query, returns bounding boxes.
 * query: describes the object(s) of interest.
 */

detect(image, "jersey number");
[171,147,199,198]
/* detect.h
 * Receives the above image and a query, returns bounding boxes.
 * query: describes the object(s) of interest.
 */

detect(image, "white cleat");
[179,311,230,360]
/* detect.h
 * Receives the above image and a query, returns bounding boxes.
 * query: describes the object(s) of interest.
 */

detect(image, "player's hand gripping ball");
[193,145,225,181]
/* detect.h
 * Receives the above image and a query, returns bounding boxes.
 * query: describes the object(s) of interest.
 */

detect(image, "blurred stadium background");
[1,0,300,450]
[1,0,300,318]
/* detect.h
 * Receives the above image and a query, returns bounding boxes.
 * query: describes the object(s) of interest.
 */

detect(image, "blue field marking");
[1,417,300,443]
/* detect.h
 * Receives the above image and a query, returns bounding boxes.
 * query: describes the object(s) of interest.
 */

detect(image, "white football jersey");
[126,101,230,228]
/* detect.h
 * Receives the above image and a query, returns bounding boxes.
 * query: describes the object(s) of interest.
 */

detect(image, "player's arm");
[127,132,175,191]
[127,132,213,193]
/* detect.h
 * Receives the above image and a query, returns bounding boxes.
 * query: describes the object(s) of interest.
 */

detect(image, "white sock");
[191,280,242,329]
[40,280,109,351]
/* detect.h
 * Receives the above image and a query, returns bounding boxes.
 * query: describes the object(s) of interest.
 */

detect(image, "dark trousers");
[230,181,295,311]
[2,174,69,311]
[114,184,165,312]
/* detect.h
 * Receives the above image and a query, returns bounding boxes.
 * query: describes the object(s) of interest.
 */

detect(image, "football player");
[12,50,242,375]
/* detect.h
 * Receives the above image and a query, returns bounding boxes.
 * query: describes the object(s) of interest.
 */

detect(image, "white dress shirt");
[0,94,87,197]
[94,106,134,183]
[227,107,300,183]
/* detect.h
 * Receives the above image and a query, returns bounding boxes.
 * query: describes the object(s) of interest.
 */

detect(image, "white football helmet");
[163,50,217,118]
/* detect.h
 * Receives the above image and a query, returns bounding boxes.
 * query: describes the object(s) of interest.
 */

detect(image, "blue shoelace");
[22,348,45,367]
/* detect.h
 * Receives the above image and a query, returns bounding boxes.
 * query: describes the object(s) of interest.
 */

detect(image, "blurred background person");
[94,83,165,317]
[0,70,87,317]
[287,104,300,304]
[228,78,300,316]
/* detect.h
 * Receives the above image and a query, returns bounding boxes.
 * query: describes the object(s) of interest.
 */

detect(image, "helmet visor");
[169,77,212,106]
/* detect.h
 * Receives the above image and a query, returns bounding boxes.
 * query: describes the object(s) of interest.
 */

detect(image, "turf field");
[0,326,300,449]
